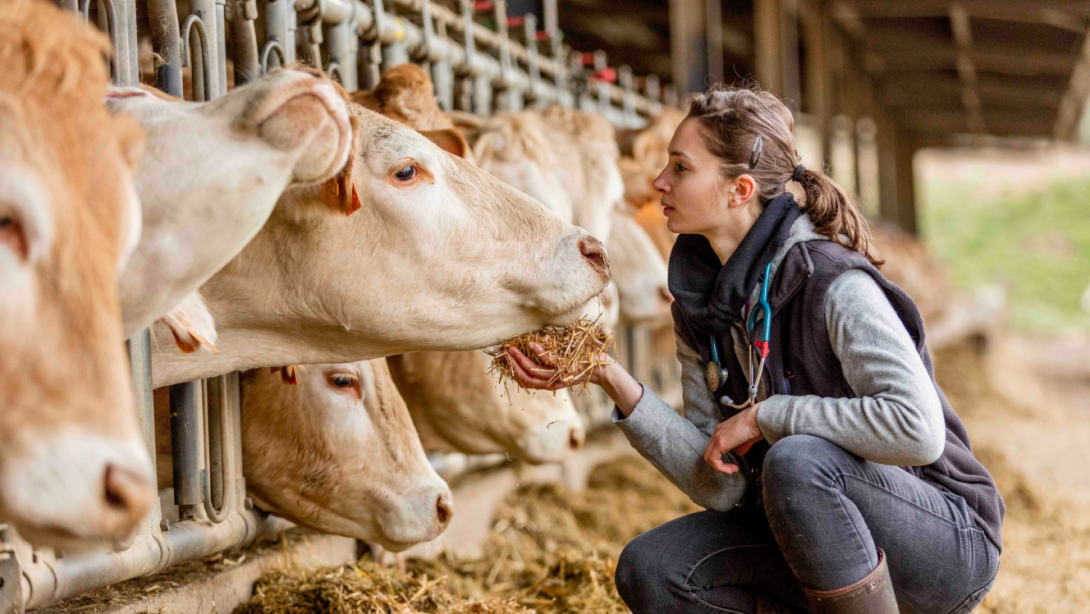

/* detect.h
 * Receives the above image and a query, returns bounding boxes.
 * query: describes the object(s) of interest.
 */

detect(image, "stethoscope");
[706,261,773,410]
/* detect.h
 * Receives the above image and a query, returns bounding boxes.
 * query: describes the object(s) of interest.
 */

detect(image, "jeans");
[615,435,1000,614]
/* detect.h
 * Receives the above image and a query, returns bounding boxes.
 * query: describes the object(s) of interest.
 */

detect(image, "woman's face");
[653,118,732,236]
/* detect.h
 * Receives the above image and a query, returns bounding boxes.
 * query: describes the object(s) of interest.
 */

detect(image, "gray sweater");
[612,268,946,512]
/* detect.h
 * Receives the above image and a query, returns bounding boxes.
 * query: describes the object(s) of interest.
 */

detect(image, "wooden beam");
[862,42,1076,77]
[754,0,784,94]
[1054,20,1090,140]
[949,2,986,132]
[880,77,1063,109]
[851,0,1089,32]
[706,0,724,83]
[896,108,1055,136]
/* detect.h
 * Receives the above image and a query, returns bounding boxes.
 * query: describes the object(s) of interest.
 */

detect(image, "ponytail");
[687,85,882,266]
[796,168,883,266]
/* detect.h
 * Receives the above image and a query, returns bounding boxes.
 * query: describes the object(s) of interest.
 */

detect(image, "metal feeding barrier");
[0,1,681,610]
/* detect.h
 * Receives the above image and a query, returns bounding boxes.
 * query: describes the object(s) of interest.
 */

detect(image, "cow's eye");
[0,213,27,261]
[330,374,357,389]
[393,165,417,182]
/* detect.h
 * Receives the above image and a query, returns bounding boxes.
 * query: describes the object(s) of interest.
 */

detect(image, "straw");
[486,319,614,393]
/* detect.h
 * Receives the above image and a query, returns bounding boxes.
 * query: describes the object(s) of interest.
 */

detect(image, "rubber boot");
[802,549,899,614]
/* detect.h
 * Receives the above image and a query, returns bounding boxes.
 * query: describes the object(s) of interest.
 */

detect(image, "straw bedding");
[236,457,700,614]
[486,319,614,392]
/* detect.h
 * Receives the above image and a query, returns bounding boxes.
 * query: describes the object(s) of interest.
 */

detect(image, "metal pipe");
[325,18,359,90]
[147,0,184,97]
[21,513,292,609]
[202,376,230,523]
[228,0,261,85]
[263,0,297,65]
[181,13,213,101]
[168,381,202,517]
[189,0,222,98]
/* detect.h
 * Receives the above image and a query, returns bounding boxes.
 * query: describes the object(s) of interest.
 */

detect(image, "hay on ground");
[486,319,613,392]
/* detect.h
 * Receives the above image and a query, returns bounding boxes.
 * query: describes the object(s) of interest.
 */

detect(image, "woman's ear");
[727,174,758,208]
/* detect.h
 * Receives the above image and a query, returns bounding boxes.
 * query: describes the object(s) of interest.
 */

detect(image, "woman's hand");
[507,342,614,391]
[703,403,765,474]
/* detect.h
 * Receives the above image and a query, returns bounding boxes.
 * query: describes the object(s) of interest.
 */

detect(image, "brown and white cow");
[153,360,452,551]
[107,67,355,342]
[149,101,610,388]
[0,0,154,549]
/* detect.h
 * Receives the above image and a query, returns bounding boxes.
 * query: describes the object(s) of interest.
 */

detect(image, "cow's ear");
[158,292,218,354]
[271,366,298,385]
[421,128,471,159]
[320,116,363,216]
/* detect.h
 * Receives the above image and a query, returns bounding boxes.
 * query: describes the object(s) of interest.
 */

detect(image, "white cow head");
[239,361,452,552]
[0,1,154,550]
[108,66,355,340]
[609,211,673,325]
[388,352,586,463]
[150,104,611,388]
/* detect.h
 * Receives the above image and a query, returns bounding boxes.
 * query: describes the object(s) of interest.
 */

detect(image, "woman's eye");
[675,163,685,173]
[331,374,356,389]
[394,165,417,181]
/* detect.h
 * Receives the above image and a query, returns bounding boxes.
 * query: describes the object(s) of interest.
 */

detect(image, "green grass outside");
[919,173,1090,335]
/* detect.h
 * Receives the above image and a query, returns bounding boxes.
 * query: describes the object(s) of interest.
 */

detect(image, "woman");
[508,87,1003,614]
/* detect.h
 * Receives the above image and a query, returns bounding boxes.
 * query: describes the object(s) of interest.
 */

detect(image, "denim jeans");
[615,435,1000,614]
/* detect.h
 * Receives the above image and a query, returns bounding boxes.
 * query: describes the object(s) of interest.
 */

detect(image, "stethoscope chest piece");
[705,332,729,392]
[705,359,728,392]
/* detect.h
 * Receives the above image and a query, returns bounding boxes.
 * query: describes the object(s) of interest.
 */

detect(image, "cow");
[149,100,611,388]
[538,105,625,244]
[349,65,587,464]
[388,352,586,463]
[153,360,452,551]
[106,67,355,344]
[609,211,672,325]
[0,0,155,550]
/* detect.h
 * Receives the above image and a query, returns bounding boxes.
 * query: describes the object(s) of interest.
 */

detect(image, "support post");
[754,0,782,95]
[669,0,708,93]
[894,133,919,235]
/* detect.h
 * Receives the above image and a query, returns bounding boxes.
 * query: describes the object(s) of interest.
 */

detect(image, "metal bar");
[21,513,292,609]
[229,0,261,86]
[326,18,359,90]
[262,0,297,65]
[189,0,222,98]
[148,0,184,97]
[168,382,202,515]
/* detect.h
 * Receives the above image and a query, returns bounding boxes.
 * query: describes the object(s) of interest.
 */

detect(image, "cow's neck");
[149,218,396,388]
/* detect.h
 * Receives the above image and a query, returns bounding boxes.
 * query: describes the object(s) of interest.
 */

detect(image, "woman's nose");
[653,171,669,194]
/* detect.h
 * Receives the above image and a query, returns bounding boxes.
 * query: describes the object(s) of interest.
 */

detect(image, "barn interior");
[4,1,1090,613]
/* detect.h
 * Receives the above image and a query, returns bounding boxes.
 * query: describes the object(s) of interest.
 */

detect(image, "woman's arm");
[755,269,946,466]
[508,339,749,511]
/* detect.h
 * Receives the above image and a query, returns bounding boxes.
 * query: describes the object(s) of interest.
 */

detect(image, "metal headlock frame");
[1,1,681,610]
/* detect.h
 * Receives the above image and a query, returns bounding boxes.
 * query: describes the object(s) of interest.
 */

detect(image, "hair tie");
[791,164,806,182]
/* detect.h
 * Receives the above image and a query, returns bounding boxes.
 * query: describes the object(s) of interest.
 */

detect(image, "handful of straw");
[486,318,614,392]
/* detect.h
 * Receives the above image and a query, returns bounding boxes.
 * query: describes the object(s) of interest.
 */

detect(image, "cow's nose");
[569,424,586,450]
[578,236,610,276]
[101,464,155,536]
[435,491,454,530]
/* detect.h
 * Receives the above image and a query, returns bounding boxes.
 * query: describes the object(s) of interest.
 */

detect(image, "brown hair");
[687,85,881,265]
